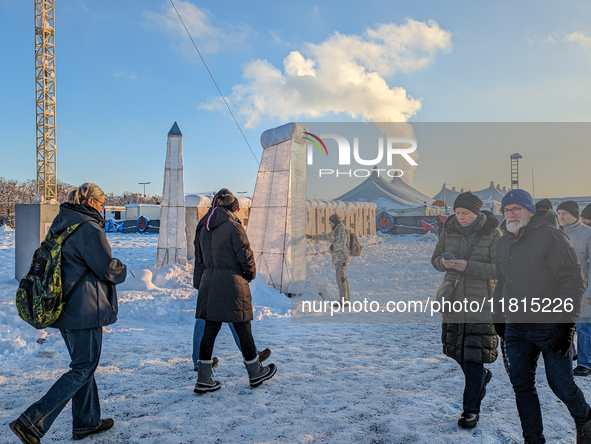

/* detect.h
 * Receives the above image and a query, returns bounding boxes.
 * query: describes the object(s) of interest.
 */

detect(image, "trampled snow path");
[1,231,590,443]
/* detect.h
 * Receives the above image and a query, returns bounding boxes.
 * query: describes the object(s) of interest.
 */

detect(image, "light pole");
[138,182,151,198]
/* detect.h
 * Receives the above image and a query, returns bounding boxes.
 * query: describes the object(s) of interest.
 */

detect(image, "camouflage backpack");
[16,221,89,329]
[349,229,362,257]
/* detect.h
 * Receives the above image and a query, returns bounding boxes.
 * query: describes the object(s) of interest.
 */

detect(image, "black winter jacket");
[194,207,256,323]
[493,209,584,325]
[51,203,127,330]
[432,211,500,363]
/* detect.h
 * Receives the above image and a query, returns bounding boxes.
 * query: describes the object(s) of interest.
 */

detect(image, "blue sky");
[1,0,590,198]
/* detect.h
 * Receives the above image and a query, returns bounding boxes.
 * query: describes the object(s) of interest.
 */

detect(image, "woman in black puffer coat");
[193,189,276,392]
[431,192,500,430]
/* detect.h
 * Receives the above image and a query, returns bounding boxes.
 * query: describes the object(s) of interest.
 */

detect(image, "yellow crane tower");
[35,0,57,201]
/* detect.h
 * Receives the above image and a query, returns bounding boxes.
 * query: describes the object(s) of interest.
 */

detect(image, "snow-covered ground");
[1,228,589,443]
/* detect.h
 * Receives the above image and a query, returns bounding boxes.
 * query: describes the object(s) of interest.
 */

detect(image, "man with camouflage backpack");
[307,213,351,302]
[10,183,127,444]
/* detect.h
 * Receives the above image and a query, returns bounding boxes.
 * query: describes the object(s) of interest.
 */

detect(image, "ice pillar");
[247,123,307,295]
[156,122,187,267]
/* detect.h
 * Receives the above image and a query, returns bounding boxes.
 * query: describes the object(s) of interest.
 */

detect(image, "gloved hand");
[493,322,506,339]
[545,324,576,356]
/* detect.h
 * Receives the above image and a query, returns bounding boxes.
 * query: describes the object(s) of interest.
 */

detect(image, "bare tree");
[0,177,161,227]
[0,178,38,227]
[117,192,160,205]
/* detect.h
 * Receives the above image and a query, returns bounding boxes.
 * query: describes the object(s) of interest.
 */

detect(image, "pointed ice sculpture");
[156,122,187,267]
[246,123,307,295]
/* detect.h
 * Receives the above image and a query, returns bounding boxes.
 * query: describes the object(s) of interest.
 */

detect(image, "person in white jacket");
[558,201,591,376]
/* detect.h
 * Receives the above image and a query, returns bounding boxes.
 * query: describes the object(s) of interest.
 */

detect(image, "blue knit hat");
[501,189,536,214]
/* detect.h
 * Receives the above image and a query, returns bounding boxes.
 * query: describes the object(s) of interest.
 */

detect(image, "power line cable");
[168,0,259,164]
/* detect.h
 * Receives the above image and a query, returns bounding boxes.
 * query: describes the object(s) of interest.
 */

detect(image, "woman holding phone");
[431,192,501,429]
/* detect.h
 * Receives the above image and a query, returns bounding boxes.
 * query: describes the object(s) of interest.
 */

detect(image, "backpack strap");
[53,220,91,245]
[54,220,92,303]
[451,231,485,286]
[463,231,484,261]
[63,270,90,302]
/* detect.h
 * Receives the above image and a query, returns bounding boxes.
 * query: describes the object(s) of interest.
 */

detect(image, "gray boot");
[244,355,277,388]
[194,360,221,393]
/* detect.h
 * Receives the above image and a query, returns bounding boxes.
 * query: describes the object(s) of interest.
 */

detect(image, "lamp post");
[138,182,151,198]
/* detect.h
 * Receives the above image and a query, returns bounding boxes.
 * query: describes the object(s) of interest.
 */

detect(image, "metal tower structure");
[35,0,57,201]
[510,153,522,190]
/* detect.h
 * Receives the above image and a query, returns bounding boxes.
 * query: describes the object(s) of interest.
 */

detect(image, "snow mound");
[152,263,194,289]
[418,231,438,243]
[117,269,160,291]
[250,274,291,315]
[0,308,46,357]
[0,225,13,232]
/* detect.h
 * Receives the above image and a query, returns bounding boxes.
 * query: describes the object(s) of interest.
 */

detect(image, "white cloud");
[531,31,591,49]
[565,31,591,48]
[143,1,248,55]
[203,19,451,128]
[113,72,138,81]
[269,30,286,46]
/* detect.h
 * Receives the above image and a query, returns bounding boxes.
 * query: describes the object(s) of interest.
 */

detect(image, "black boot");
[9,419,41,444]
[577,418,591,443]
[458,412,479,429]
[72,418,114,440]
[480,369,492,400]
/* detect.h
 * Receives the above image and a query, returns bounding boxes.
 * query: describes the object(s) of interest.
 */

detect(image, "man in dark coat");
[10,185,127,444]
[193,190,276,392]
[493,189,591,444]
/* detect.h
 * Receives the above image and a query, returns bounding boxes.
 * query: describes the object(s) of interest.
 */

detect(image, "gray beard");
[506,219,528,234]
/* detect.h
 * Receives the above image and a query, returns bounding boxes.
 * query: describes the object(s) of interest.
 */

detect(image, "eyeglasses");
[94,199,105,208]
[503,206,523,216]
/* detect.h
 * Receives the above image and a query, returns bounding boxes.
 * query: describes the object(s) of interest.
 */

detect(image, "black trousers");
[199,320,257,362]
[457,359,486,414]
[505,325,591,444]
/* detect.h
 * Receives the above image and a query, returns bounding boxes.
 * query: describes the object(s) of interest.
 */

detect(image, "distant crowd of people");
[8,182,591,444]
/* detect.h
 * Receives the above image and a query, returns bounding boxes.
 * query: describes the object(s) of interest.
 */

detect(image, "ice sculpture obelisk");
[156,122,187,267]
[247,122,307,295]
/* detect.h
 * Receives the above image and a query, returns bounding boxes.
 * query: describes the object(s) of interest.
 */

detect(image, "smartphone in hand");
[441,252,456,260]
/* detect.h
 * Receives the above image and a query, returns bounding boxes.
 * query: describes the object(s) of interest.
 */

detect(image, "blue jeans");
[457,360,486,414]
[19,328,103,438]
[577,322,591,369]
[192,318,241,367]
[505,325,591,444]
